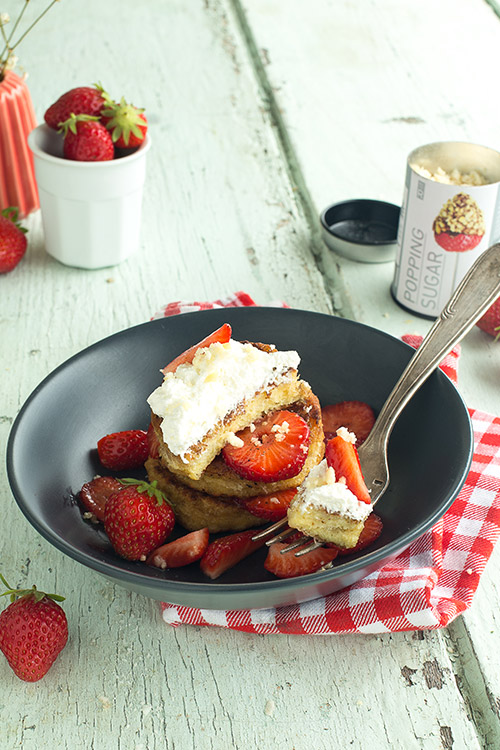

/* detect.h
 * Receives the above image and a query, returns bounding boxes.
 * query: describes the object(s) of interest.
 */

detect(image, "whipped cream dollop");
[147,339,300,459]
[294,459,372,521]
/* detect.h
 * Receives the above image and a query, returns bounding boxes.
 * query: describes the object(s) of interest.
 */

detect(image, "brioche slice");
[148,340,309,482]
[150,380,324,496]
[287,503,365,548]
[145,457,267,533]
[287,459,372,548]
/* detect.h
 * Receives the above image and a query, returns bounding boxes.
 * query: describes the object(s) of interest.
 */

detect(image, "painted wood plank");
[0,0,498,749]
[240,0,500,746]
[240,0,500,414]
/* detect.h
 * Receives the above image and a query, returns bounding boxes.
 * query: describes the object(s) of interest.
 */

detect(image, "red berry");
[476,297,500,340]
[103,480,175,560]
[222,410,310,483]
[0,576,68,682]
[325,435,371,504]
[147,528,210,569]
[434,232,483,252]
[79,476,122,522]
[236,488,297,522]
[60,114,114,162]
[44,85,108,130]
[328,513,383,555]
[200,529,266,580]
[162,323,232,375]
[0,207,28,274]
[146,421,160,458]
[321,400,375,446]
[97,429,149,471]
[101,97,148,149]
[264,543,338,578]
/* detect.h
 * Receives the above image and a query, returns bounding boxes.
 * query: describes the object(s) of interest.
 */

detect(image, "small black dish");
[320,199,400,263]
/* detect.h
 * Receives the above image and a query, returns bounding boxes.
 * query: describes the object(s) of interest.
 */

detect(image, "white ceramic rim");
[28,124,151,167]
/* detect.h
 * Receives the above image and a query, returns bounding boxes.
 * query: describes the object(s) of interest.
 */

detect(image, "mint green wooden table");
[2,1,500,748]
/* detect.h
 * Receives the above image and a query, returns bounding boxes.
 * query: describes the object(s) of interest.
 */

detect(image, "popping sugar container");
[391,141,500,318]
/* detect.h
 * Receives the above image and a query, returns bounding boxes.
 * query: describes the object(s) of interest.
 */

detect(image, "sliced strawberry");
[200,529,266,580]
[222,410,310,482]
[321,400,375,446]
[146,421,160,458]
[328,513,383,555]
[97,429,149,471]
[147,528,209,569]
[264,543,338,578]
[79,476,122,522]
[162,323,232,375]
[325,435,371,504]
[236,489,297,522]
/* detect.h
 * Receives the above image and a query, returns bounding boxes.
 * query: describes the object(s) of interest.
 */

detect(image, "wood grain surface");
[1,0,500,748]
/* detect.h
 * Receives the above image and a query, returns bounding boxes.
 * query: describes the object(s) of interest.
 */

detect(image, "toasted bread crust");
[147,341,325,532]
[151,373,308,481]
[287,502,364,548]
[145,457,267,533]
[151,380,324,496]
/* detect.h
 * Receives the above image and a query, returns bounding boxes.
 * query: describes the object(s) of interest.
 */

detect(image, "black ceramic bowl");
[6,307,472,610]
[320,199,400,262]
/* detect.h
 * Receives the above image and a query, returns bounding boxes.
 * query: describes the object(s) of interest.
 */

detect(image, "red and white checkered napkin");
[153,293,500,633]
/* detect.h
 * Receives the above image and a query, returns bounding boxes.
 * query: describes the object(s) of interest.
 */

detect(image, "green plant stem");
[8,0,60,52]
[5,0,30,47]
[0,0,60,78]
[0,0,29,68]
[0,23,9,48]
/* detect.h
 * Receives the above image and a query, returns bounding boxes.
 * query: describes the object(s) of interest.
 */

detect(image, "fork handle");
[362,242,500,455]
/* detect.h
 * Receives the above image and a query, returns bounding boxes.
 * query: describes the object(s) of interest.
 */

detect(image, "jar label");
[392,147,500,317]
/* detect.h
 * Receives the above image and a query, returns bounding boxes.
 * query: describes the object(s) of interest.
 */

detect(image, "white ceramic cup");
[28,124,151,269]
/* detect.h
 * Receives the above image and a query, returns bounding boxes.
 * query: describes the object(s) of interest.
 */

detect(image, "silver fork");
[253,241,500,558]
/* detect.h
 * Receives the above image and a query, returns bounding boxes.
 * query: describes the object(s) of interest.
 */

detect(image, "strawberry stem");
[58,113,100,136]
[1,206,28,234]
[118,478,170,506]
[101,97,146,146]
[93,82,114,106]
[0,573,65,604]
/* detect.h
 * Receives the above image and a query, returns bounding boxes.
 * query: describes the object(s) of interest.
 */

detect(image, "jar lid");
[320,199,400,263]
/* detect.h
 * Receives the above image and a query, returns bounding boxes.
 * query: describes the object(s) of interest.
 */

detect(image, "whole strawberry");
[97,429,149,471]
[59,114,114,162]
[104,479,175,560]
[477,298,500,340]
[0,207,28,273]
[44,85,109,130]
[101,97,148,149]
[0,575,68,682]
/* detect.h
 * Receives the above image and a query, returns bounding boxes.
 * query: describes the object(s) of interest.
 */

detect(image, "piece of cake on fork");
[287,428,373,549]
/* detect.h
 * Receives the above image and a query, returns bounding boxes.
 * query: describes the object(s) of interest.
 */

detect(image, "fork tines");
[252,520,325,557]
[251,518,288,541]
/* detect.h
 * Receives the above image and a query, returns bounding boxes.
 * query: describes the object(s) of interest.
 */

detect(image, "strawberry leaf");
[0,575,65,603]
[118,478,171,507]
[1,207,28,234]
